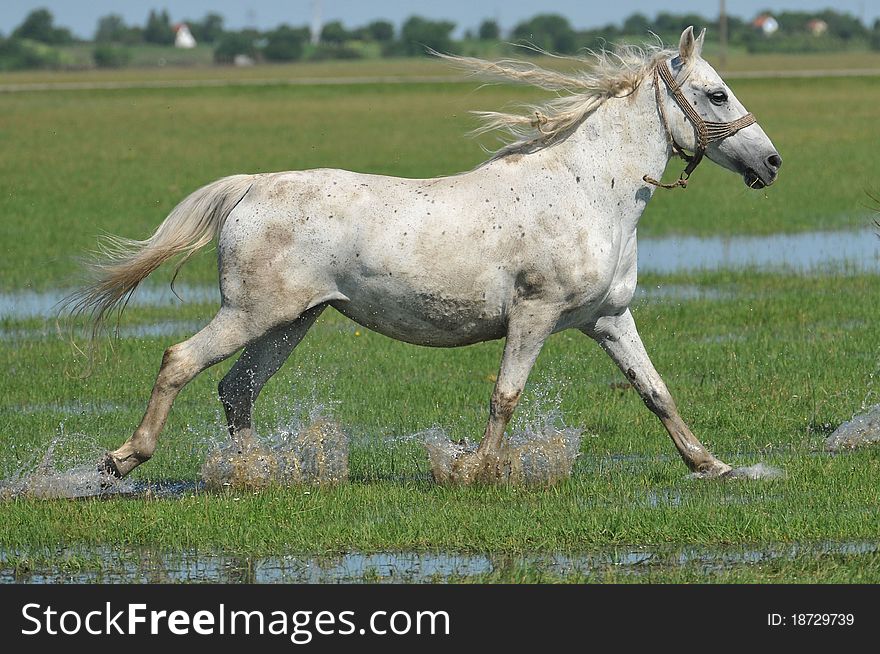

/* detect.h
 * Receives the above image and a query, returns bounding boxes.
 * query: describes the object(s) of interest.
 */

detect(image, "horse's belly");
[331,286,506,347]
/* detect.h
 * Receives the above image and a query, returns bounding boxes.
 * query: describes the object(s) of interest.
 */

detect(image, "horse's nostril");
[766,153,782,171]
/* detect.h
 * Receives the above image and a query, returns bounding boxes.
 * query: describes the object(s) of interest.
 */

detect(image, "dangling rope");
[643,174,688,189]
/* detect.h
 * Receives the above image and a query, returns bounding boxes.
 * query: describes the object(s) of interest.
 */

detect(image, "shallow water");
[0,319,211,342]
[638,227,880,274]
[0,283,219,320]
[3,540,876,583]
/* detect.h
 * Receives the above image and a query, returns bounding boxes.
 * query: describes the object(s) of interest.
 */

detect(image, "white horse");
[69,28,781,483]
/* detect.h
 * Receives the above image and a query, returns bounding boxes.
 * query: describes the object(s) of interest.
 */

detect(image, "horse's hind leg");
[102,307,268,478]
[583,309,731,477]
[218,305,325,447]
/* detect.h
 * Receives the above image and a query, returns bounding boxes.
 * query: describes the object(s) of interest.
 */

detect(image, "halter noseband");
[644,59,756,189]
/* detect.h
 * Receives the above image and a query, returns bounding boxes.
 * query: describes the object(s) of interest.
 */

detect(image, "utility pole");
[311,0,323,45]
[719,0,728,69]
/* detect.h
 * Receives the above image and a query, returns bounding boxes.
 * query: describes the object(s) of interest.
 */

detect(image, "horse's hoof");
[99,453,122,479]
[692,461,733,479]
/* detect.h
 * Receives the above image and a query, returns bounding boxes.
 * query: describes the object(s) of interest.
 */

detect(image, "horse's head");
[656,27,781,189]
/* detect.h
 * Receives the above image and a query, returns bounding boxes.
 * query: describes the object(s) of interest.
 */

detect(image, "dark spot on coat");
[515,270,544,299]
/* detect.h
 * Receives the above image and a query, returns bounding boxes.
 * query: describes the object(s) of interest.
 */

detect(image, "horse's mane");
[436,41,686,157]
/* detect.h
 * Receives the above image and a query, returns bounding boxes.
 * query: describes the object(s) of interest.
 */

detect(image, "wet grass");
[1,57,879,582]
[1,73,879,290]
[454,550,880,584]
[1,271,879,582]
[5,543,880,584]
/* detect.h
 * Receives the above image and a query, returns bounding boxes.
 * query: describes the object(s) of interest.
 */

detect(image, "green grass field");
[1,70,878,291]
[1,56,879,583]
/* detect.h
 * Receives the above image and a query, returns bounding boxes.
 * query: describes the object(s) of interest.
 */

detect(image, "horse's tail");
[63,174,255,338]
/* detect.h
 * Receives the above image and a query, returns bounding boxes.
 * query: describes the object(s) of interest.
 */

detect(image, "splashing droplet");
[0,427,134,499]
[825,404,880,452]
[423,407,582,486]
[201,413,349,491]
[722,463,784,480]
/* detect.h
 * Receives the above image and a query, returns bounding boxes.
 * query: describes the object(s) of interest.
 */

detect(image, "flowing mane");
[436,42,685,156]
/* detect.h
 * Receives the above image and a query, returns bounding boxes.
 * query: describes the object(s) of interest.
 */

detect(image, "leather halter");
[644,59,756,189]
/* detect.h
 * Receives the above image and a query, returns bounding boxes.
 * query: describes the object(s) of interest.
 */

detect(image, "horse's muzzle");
[744,152,782,189]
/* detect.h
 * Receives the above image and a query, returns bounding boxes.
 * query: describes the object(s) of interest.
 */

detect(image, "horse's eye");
[708,90,728,105]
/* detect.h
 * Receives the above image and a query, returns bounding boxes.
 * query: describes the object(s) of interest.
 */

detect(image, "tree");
[816,9,866,40]
[94,14,128,43]
[263,25,308,61]
[652,12,709,36]
[93,44,132,67]
[478,20,500,40]
[189,13,224,43]
[366,20,394,42]
[320,20,349,45]
[511,14,576,53]
[399,16,456,55]
[0,35,63,69]
[214,30,258,63]
[12,8,73,45]
[622,13,651,35]
[872,19,880,50]
[144,9,174,45]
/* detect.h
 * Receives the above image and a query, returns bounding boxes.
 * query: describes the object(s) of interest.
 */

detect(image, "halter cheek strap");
[644,59,756,190]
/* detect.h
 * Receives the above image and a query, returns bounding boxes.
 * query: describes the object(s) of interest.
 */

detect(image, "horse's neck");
[537,80,670,225]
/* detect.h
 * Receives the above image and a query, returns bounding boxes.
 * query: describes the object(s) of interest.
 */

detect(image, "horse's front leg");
[449,303,558,484]
[582,309,731,477]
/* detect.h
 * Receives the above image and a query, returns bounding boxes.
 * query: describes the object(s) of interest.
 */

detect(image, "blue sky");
[2,1,879,39]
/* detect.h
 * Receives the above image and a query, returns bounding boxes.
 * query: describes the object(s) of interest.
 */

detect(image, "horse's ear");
[678,26,704,61]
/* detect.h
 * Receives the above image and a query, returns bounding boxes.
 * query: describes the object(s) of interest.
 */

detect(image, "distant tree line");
[510,10,877,54]
[3,6,880,71]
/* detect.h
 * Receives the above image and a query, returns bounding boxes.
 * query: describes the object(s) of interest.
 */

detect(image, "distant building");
[174,23,197,49]
[807,19,828,36]
[752,14,779,36]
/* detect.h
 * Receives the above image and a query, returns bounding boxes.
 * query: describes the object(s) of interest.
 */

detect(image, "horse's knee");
[490,389,521,420]
[218,370,252,407]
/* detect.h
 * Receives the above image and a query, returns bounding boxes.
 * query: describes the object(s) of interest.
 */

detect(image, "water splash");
[0,427,134,500]
[689,461,784,481]
[201,408,349,490]
[423,395,582,486]
[723,463,784,480]
[825,404,880,452]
